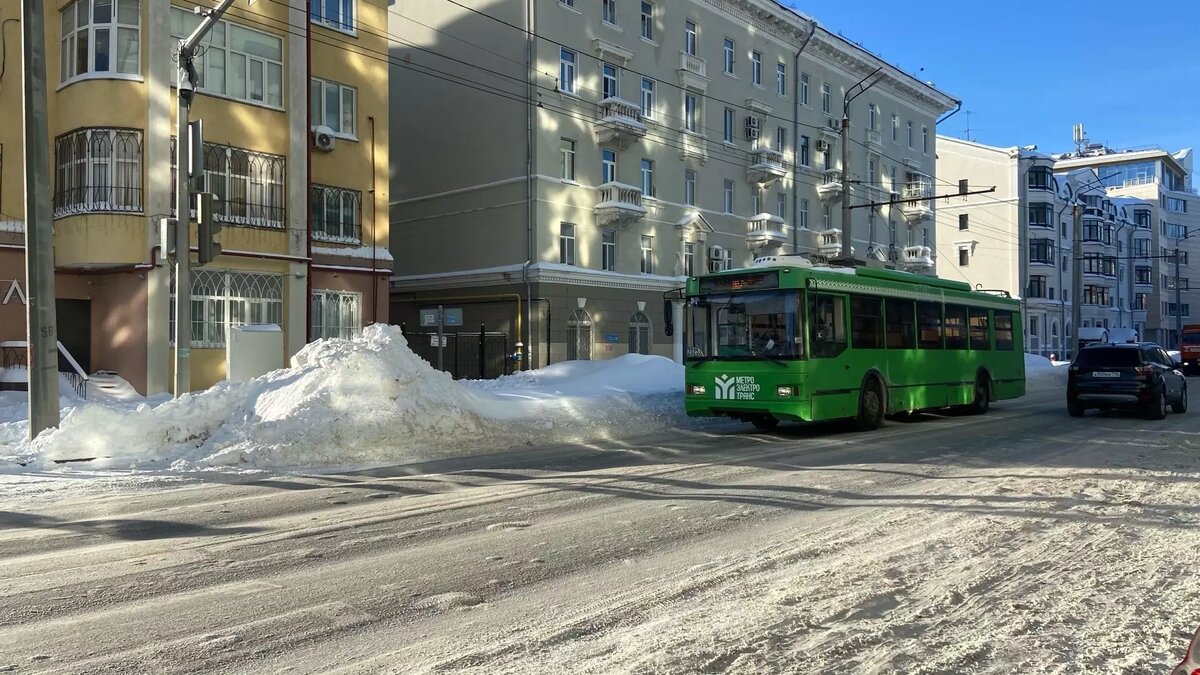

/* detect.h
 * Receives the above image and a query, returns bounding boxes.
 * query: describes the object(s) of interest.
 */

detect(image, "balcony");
[746,147,787,185]
[901,184,933,223]
[747,214,787,248]
[679,131,708,163]
[818,228,844,257]
[594,182,646,229]
[677,51,709,91]
[594,97,647,149]
[866,128,883,151]
[902,245,934,271]
[817,169,844,201]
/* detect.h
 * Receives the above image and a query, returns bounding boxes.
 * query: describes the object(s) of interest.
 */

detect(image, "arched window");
[567,309,593,360]
[629,312,652,355]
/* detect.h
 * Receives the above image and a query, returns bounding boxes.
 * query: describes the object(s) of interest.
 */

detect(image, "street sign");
[604,333,620,343]
[429,335,447,348]
[420,307,463,327]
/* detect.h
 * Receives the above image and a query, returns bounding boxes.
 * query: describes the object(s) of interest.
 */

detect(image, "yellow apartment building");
[0,0,389,393]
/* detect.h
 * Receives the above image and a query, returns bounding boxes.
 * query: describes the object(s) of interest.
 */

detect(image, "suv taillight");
[1135,365,1153,377]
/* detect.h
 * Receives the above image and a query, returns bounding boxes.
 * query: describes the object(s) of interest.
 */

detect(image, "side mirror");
[663,300,674,337]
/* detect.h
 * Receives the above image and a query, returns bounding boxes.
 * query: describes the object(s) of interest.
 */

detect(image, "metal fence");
[402,328,512,380]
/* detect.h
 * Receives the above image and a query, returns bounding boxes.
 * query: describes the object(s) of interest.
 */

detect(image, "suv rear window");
[1074,347,1141,367]
[1183,333,1200,345]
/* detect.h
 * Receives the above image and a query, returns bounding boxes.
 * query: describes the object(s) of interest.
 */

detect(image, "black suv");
[1067,343,1188,419]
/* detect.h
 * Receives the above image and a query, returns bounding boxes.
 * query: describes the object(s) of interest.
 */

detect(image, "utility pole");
[22,0,60,438]
[1176,246,1183,346]
[173,0,255,397]
[1071,202,1082,358]
[835,66,884,267]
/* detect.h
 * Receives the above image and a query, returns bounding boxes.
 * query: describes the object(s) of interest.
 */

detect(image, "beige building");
[0,0,390,394]
[388,0,958,366]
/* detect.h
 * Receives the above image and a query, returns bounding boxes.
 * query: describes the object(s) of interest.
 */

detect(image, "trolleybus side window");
[885,298,916,349]
[994,310,1014,350]
[944,304,968,350]
[969,307,990,350]
[809,293,847,358]
[850,295,884,350]
[917,301,943,349]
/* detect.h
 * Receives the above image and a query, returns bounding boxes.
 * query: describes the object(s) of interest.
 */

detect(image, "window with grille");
[311,185,361,243]
[171,138,286,229]
[54,127,143,216]
[311,290,362,340]
[567,309,593,360]
[171,269,284,348]
[629,312,651,355]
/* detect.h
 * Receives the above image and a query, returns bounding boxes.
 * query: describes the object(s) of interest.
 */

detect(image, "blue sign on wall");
[603,333,620,343]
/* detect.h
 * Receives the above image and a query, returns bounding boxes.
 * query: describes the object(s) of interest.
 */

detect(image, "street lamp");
[833,65,885,267]
[1067,172,1119,358]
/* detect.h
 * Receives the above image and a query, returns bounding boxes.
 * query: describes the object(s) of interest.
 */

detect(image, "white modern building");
[388,0,959,366]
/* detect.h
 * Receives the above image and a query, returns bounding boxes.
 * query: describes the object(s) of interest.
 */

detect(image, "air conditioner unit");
[708,258,724,273]
[708,244,725,260]
[827,117,839,130]
[311,126,337,152]
[815,139,829,152]
[890,191,900,202]
[745,116,760,140]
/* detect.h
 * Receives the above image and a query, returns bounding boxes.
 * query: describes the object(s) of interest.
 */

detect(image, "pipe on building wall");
[368,114,378,323]
[305,0,313,343]
[790,19,817,255]
[937,100,963,127]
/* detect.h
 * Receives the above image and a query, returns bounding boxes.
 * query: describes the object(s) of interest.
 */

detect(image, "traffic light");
[197,192,222,265]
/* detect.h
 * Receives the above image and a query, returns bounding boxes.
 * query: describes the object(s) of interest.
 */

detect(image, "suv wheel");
[1172,384,1189,414]
[1067,398,1086,417]
[1146,386,1169,420]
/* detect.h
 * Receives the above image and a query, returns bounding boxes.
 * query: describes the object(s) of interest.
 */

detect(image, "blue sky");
[786,1,1200,156]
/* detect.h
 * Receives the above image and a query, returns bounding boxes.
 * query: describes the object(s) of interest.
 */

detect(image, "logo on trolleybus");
[714,374,759,400]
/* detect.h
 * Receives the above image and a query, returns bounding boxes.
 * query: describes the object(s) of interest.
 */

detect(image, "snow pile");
[8,325,690,471]
[1024,353,1067,385]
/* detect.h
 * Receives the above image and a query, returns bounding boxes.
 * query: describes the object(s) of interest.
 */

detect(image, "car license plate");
[1091,371,1119,378]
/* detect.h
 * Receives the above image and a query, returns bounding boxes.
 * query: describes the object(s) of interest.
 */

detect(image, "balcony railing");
[817,169,843,201]
[679,51,707,78]
[594,181,646,229]
[902,245,934,269]
[595,97,647,149]
[901,184,933,222]
[53,128,144,218]
[170,137,287,229]
[746,147,787,184]
[818,228,843,257]
[747,214,787,247]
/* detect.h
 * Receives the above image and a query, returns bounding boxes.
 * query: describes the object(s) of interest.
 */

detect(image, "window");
[922,126,929,154]
[560,138,576,181]
[602,63,618,99]
[559,222,576,265]
[753,191,761,215]
[723,38,735,74]
[684,20,697,55]
[723,108,734,143]
[723,180,734,213]
[170,7,284,108]
[1134,210,1151,229]
[602,149,616,183]
[1028,276,1046,298]
[1029,317,1038,338]
[641,78,656,119]
[1135,266,1152,284]
[775,127,787,153]
[944,305,967,350]
[969,308,989,350]
[1028,166,1053,190]
[684,169,696,206]
[907,121,913,148]
[629,312,652,355]
[917,302,942,349]
[311,290,362,340]
[60,0,141,83]
[891,114,898,142]
[310,184,361,243]
[173,269,283,348]
[640,158,655,197]
[602,0,616,24]
[751,51,762,85]
[171,139,286,229]
[799,198,809,229]
[1164,222,1187,239]
[776,192,786,219]
[1029,238,1054,264]
[958,213,969,231]
[805,293,845,358]
[822,203,831,229]
[567,309,593,360]
[884,299,916,349]
[958,248,969,267]
[54,127,143,216]
[799,73,810,105]
[684,94,698,133]
[799,135,810,167]
[683,242,695,276]
[1166,197,1188,214]
[640,235,654,274]
[850,295,884,349]
[559,48,577,93]
[868,157,877,185]
[868,103,877,131]
[640,1,653,40]
[602,230,616,271]
[1062,254,1067,272]
[994,311,1014,350]
[1029,204,1053,228]
[1083,286,1110,306]
[776,62,786,96]
[821,82,831,114]
[1134,238,1151,258]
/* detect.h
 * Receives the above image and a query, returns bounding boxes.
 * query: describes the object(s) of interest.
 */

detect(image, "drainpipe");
[368,114,378,323]
[305,2,313,342]
[522,0,534,371]
[790,20,817,255]
[937,100,963,127]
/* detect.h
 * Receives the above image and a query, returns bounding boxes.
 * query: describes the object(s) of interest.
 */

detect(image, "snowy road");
[3,386,1200,674]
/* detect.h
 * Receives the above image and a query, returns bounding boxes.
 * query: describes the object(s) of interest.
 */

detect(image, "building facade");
[0,0,389,393]
[388,0,958,367]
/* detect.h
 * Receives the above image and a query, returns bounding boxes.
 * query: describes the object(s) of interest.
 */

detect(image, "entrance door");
[56,299,91,374]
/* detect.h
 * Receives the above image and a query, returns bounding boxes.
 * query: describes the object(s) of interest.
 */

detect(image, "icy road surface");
[2,387,1199,674]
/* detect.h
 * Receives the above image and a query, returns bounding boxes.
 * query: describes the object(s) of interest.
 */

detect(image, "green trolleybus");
[673,256,1025,431]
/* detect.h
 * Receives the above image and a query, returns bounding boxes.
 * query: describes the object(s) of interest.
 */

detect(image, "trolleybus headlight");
[776,386,795,398]
[688,385,706,396]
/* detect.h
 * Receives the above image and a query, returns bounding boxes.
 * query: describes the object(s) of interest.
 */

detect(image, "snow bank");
[1025,353,1067,385]
[7,326,690,471]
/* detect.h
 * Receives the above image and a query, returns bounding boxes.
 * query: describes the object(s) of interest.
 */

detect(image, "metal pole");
[22,0,61,438]
[437,304,444,372]
[174,55,192,397]
[1071,204,1082,358]
[839,111,852,262]
[1176,246,1182,347]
